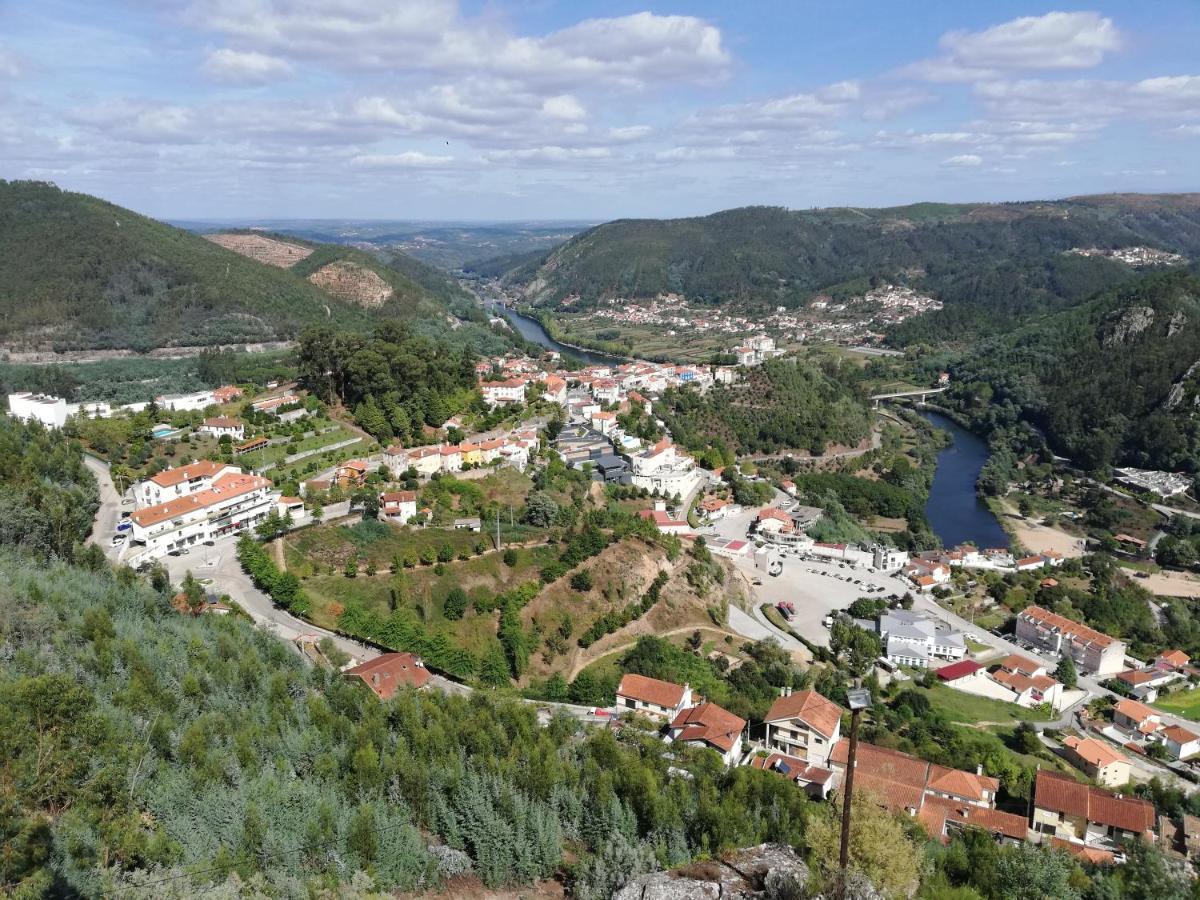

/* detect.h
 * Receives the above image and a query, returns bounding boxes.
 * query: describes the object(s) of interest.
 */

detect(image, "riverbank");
[918,409,1009,549]
[988,497,1087,558]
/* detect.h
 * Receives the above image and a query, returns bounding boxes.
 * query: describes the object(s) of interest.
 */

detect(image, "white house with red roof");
[480,377,527,407]
[615,673,693,720]
[638,506,690,535]
[199,416,245,440]
[542,375,567,406]
[666,702,747,767]
[134,460,242,507]
[760,688,843,766]
[379,490,418,523]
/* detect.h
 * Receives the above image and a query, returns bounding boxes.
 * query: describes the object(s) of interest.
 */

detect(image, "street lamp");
[839,686,873,896]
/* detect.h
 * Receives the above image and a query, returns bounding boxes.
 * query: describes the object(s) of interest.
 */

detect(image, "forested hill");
[948,270,1200,472]
[0,181,503,353]
[507,194,1200,340]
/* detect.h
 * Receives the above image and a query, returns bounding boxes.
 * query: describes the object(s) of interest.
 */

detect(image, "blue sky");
[1,2,1197,220]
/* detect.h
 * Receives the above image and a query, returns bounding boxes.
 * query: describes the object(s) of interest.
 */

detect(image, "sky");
[1,1,1198,221]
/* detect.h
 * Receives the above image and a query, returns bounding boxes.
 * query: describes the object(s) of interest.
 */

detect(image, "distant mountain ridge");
[505,194,1200,341]
[0,182,497,352]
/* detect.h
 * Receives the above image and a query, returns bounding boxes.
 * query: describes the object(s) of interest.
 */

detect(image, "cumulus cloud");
[975,75,1200,122]
[202,48,292,83]
[0,46,20,78]
[942,154,983,167]
[905,11,1120,82]
[187,1,727,89]
[68,100,199,144]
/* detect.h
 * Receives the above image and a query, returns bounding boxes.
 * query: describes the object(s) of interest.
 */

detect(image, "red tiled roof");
[670,702,746,753]
[132,472,269,527]
[1035,770,1155,834]
[763,690,843,739]
[1117,669,1157,686]
[148,460,228,488]
[757,507,792,523]
[936,660,983,681]
[750,753,837,787]
[617,673,686,709]
[1159,650,1190,668]
[927,764,998,802]
[1063,736,1127,769]
[995,654,1043,675]
[1051,839,1116,866]
[202,416,242,428]
[919,796,1027,842]
[381,491,417,503]
[1161,725,1199,744]
[344,652,430,699]
[830,740,930,790]
[1019,606,1118,649]
[1114,698,1158,725]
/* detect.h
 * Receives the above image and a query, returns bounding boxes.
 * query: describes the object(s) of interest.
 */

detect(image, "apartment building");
[130,469,278,558]
[1015,606,1127,676]
[134,460,242,507]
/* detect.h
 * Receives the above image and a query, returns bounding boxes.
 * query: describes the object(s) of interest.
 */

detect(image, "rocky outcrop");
[1102,306,1155,346]
[612,844,809,899]
[205,232,313,267]
[307,260,393,307]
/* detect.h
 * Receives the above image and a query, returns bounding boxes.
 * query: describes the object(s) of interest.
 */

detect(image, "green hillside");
[507,195,1200,341]
[0,181,507,353]
[948,270,1200,471]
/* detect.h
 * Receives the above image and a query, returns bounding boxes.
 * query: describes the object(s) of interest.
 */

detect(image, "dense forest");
[0,416,97,559]
[0,550,819,897]
[944,271,1200,471]
[658,357,872,457]
[506,195,1200,341]
[297,322,480,444]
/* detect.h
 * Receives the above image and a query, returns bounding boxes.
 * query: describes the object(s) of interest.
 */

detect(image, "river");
[919,410,1010,550]
[491,304,623,367]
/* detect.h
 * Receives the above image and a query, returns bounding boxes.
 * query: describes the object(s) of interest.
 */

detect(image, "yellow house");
[459,442,482,466]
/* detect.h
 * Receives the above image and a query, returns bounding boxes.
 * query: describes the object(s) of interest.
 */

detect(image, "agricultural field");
[1155,687,1200,720]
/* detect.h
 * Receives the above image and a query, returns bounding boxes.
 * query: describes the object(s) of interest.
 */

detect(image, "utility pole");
[839,685,872,899]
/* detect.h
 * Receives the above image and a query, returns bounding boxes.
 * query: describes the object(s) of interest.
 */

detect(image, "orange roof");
[1019,605,1118,649]
[1063,735,1127,769]
[1117,669,1157,686]
[1160,650,1191,667]
[1035,770,1155,834]
[1114,698,1159,725]
[927,764,998,802]
[830,740,930,790]
[147,460,228,488]
[749,753,836,786]
[995,654,1043,676]
[617,673,686,709]
[919,796,1027,842]
[757,507,792,523]
[202,416,242,428]
[1161,725,1200,744]
[1016,555,1044,566]
[992,669,1058,694]
[763,690,843,739]
[669,702,746,753]
[345,653,430,699]
[1051,839,1116,866]
[132,472,270,527]
[380,491,417,503]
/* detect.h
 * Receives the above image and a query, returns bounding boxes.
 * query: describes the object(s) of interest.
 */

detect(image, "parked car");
[110,534,126,546]
[116,521,132,532]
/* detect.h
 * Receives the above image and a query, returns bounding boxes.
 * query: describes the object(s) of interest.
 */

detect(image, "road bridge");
[868,386,948,407]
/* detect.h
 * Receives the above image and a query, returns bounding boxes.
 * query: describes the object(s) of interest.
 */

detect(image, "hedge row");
[236,534,310,617]
[578,571,670,648]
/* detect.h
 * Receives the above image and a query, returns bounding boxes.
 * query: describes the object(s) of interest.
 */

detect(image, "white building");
[129,469,278,558]
[666,702,747,767]
[157,390,215,412]
[615,673,693,720]
[199,417,245,440]
[872,545,910,572]
[134,461,242,508]
[877,610,966,668]
[480,378,526,407]
[380,490,418,523]
[628,438,703,497]
[761,688,843,767]
[7,392,69,429]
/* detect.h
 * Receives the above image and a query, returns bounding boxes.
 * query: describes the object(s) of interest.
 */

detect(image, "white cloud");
[202,48,292,83]
[484,146,613,164]
[942,154,982,167]
[69,100,199,144]
[350,152,455,168]
[607,125,653,142]
[975,75,1200,122]
[541,95,586,121]
[655,146,738,161]
[187,1,727,90]
[1172,124,1200,137]
[905,11,1120,82]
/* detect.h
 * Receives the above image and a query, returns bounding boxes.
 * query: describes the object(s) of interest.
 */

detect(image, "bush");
[444,587,468,621]
[570,570,594,592]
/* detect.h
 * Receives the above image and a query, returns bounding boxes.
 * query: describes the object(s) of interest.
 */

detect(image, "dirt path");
[1120,567,1200,598]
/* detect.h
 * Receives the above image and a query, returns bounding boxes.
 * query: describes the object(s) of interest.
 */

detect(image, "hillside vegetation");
[0,182,507,353]
[508,195,1200,341]
[659,356,872,457]
[947,271,1200,471]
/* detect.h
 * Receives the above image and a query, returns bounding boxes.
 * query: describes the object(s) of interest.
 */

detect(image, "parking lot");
[699,498,915,648]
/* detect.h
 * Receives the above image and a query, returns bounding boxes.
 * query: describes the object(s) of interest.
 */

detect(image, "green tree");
[444,587,469,621]
[1055,654,1078,689]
